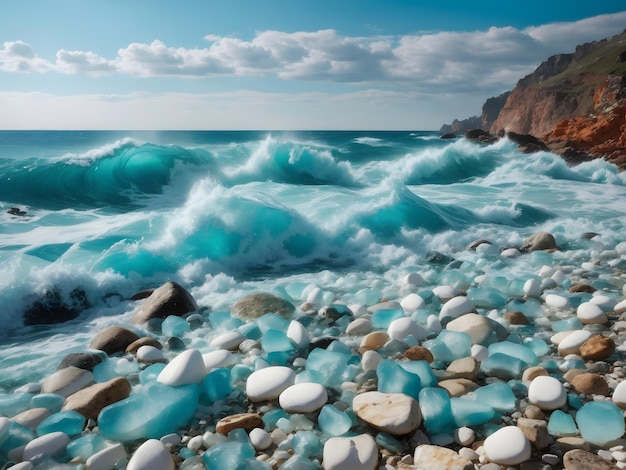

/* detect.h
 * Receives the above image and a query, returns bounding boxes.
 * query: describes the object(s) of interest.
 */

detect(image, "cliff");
[442,29,626,169]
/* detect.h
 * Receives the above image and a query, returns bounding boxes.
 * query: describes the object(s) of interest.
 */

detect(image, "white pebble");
[612,381,626,409]
[400,293,425,313]
[501,248,521,258]
[440,296,475,319]
[127,439,174,470]
[158,349,207,386]
[523,279,542,297]
[246,366,296,402]
[387,317,428,341]
[323,434,378,470]
[591,294,617,310]
[346,318,372,335]
[471,344,489,362]
[137,345,165,363]
[538,265,555,278]
[528,376,566,410]
[545,294,570,311]
[86,443,127,470]
[454,427,475,446]
[483,426,531,466]
[402,272,424,287]
[187,435,204,452]
[210,331,245,350]
[551,270,566,285]
[22,432,70,461]
[202,350,234,371]
[577,302,608,325]
[433,285,460,300]
[361,350,383,372]
[557,330,593,355]
[249,428,273,450]
[279,382,328,413]
[286,320,311,348]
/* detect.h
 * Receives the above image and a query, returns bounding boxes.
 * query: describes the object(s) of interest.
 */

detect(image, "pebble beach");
[3,229,626,470]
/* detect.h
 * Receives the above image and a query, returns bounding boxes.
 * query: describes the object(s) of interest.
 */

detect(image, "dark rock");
[167,336,186,351]
[427,251,455,265]
[308,336,338,352]
[569,283,597,294]
[504,311,529,325]
[8,207,27,216]
[231,292,295,320]
[125,337,163,355]
[440,132,456,139]
[130,288,155,301]
[464,128,497,144]
[466,239,492,251]
[319,305,352,321]
[505,132,549,153]
[24,287,90,326]
[520,231,558,253]
[581,232,599,239]
[89,326,140,355]
[58,353,104,372]
[131,281,197,324]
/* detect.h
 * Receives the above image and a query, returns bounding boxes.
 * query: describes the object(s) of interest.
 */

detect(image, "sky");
[1,0,625,130]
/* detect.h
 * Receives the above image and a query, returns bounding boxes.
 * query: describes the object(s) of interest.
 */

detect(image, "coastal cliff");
[442,29,626,169]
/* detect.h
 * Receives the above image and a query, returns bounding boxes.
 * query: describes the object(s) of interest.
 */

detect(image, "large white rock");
[41,366,94,397]
[528,376,566,410]
[22,431,71,461]
[400,293,425,313]
[523,279,542,298]
[323,434,378,470]
[545,294,570,311]
[346,318,372,335]
[279,382,328,413]
[557,330,593,356]
[483,426,531,466]
[440,296,475,319]
[614,299,626,315]
[387,317,428,341]
[246,366,295,402]
[352,391,421,436]
[612,380,626,409]
[136,345,166,363]
[401,272,424,287]
[287,320,311,348]
[577,302,608,325]
[157,348,206,386]
[127,439,174,470]
[361,350,383,372]
[202,350,234,371]
[86,442,127,470]
[433,285,460,301]
[446,313,492,345]
[590,295,617,311]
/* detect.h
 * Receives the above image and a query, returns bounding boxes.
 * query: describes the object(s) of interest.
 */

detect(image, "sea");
[1,130,625,392]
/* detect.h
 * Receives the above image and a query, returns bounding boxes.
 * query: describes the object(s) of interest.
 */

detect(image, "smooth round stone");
[614,299,626,314]
[400,293,425,312]
[210,331,245,350]
[446,313,492,345]
[346,318,372,335]
[353,391,421,436]
[361,350,383,372]
[41,366,95,397]
[287,320,311,348]
[5,463,32,470]
[545,294,570,311]
[249,428,272,450]
[590,295,617,310]
[323,434,378,470]
[127,439,174,470]
[454,427,475,446]
[501,248,521,258]
[523,279,542,297]
[576,302,608,325]
[157,349,206,386]
[387,317,428,341]
[402,272,424,287]
[557,330,593,356]
[86,442,127,470]
[137,345,166,363]
[612,380,626,409]
[576,401,625,446]
[279,383,328,413]
[22,431,71,461]
[528,376,566,410]
[202,350,234,370]
[359,332,389,353]
[413,444,474,470]
[433,285,460,301]
[483,426,531,466]
[246,366,295,402]
[440,296,474,319]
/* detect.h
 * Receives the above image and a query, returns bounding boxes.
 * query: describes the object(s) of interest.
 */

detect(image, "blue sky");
[1,0,625,130]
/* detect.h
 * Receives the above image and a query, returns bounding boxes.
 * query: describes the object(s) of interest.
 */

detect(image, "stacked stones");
[1,234,626,469]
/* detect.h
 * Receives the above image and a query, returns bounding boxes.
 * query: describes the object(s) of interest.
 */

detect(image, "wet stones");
[352,391,422,436]
[62,377,131,420]
[89,326,140,355]
[230,292,295,320]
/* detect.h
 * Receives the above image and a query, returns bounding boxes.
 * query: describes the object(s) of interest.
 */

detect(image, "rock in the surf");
[41,366,95,398]
[89,326,140,355]
[57,352,104,372]
[131,281,197,324]
[231,292,295,320]
[520,231,558,252]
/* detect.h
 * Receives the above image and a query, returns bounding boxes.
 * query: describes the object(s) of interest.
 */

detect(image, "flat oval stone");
[576,401,625,446]
[246,366,295,402]
[346,318,372,335]
[136,345,166,364]
[359,332,389,353]
[279,382,328,413]
[523,279,542,297]
[483,426,531,466]
[413,444,473,470]
[577,302,608,325]
[557,330,593,356]
[210,331,245,350]
[440,296,475,319]
[202,350,234,370]
[446,313,492,345]
[216,413,263,435]
[286,320,311,348]
[62,377,131,421]
[127,439,174,470]
[157,349,206,386]
[231,292,295,320]
[387,317,428,341]
[22,431,71,461]
[528,376,566,410]
[86,442,127,470]
[41,366,95,398]
[353,391,421,436]
[570,373,609,396]
[89,326,141,354]
[545,294,570,311]
[249,428,272,450]
[563,449,619,470]
[433,285,460,301]
[400,293,425,312]
[323,434,378,470]
[612,380,626,409]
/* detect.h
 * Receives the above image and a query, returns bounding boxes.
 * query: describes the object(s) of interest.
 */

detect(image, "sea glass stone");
[66,433,107,460]
[201,368,232,403]
[377,359,421,399]
[450,397,495,427]
[0,422,35,454]
[472,382,516,413]
[423,330,471,363]
[318,405,352,436]
[262,329,295,353]
[488,342,539,366]
[419,387,455,435]
[291,430,323,458]
[576,401,625,446]
[202,429,255,469]
[305,348,357,390]
[36,410,85,437]
[467,287,507,308]
[0,392,32,417]
[371,308,405,329]
[547,410,577,437]
[280,455,319,470]
[399,361,438,388]
[98,382,199,442]
[256,313,290,334]
[162,315,190,337]
[480,353,525,380]
[30,394,65,414]
[139,363,167,383]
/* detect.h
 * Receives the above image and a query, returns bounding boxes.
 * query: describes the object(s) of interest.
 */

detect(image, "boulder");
[231,292,295,320]
[505,132,549,153]
[126,337,163,355]
[23,287,89,326]
[520,231,558,253]
[131,282,197,324]
[89,326,140,355]
[57,352,104,372]
[464,128,497,144]
[62,377,132,420]
[41,366,95,398]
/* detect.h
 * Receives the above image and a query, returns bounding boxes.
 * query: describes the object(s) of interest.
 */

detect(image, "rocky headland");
[441,29,626,169]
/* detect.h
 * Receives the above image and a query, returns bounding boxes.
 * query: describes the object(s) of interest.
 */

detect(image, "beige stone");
[438,379,479,397]
[446,357,479,380]
[579,335,615,360]
[11,408,51,429]
[42,366,94,397]
[126,337,163,354]
[359,332,389,353]
[353,391,421,436]
[63,377,131,420]
[230,292,294,320]
[570,373,609,396]
[89,326,140,355]
[522,366,549,382]
[403,346,434,363]
[517,418,550,449]
[563,449,619,470]
[216,413,263,435]
[412,445,473,470]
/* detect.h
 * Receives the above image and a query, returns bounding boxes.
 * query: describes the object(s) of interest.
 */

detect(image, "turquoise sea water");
[1,130,625,390]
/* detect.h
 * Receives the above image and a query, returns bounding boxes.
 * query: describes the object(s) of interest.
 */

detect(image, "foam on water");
[1,130,625,390]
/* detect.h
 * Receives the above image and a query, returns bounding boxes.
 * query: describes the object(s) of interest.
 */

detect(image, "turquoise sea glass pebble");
[576,401,625,446]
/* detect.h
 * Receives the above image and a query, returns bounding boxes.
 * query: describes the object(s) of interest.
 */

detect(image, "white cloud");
[1,11,625,95]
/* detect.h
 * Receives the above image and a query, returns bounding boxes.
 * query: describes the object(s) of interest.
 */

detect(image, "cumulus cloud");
[1,11,625,94]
